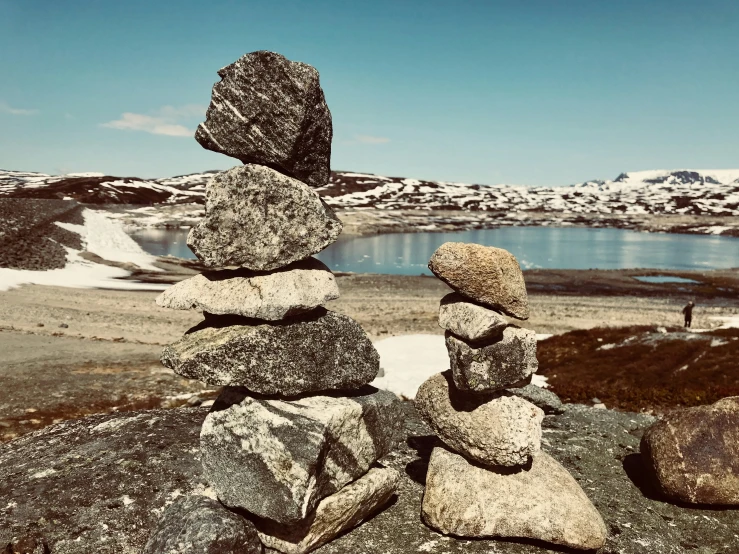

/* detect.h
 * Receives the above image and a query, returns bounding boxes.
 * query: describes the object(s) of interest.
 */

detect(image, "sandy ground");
[1,268,737,441]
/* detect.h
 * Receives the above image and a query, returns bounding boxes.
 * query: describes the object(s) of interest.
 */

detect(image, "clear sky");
[1,0,738,186]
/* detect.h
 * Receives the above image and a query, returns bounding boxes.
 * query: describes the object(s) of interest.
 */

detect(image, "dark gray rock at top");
[195,50,332,188]
[142,495,263,554]
[187,165,342,271]
[161,309,379,396]
[2,404,739,553]
[200,386,404,524]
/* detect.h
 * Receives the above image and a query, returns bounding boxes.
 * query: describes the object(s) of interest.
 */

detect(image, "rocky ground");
[2,402,737,554]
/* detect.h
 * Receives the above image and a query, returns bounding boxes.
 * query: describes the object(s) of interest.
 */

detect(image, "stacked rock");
[417,242,608,551]
[155,51,404,554]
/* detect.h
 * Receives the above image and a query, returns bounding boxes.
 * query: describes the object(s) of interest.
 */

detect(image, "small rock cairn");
[155,51,403,553]
[417,242,608,551]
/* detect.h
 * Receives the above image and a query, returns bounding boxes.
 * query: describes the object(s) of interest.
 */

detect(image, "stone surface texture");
[142,495,263,554]
[415,372,543,467]
[195,50,332,188]
[161,309,379,396]
[200,387,404,524]
[187,165,342,271]
[640,396,739,505]
[422,447,607,550]
[428,242,530,319]
[446,327,538,393]
[156,258,338,320]
[507,383,566,415]
[256,467,399,554]
[438,292,508,342]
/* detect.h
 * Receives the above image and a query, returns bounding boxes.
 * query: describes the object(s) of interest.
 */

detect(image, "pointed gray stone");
[161,309,379,396]
[422,447,608,550]
[438,292,508,342]
[200,387,404,524]
[142,495,262,554]
[256,467,399,554]
[156,258,338,320]
[187,165,342,271]
[446,326,538,393]
[415,372,543,467]
[195,50,332,188]
[507,383,566,415]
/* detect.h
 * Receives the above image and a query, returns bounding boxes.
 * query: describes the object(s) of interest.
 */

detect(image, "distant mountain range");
[1,168,738,217]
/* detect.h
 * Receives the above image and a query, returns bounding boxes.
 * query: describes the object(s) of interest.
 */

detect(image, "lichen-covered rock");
[438,292,508,342]
[446,327,538,393]
[256,467,399,554]
[200,387,404,524]
[507,383,566,415]
[161,309,378,396]
[428,243,529,319]
[156,258,338,320]
[187,165,342,271]
[640,396,739,505]
[415,372,543,467]
[142,495,263,554]
[195,50,332,188]
[421,447,607,550]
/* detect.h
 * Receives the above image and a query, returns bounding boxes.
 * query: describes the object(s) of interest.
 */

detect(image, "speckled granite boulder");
[438,292,508,342]
[142,495,262,554]
[422,447,607,550]
[415,372,543,467]
[256,467,400,554]
[156,258,338,320]
[445,327,538,393]
[428,242,529,319]
[187,165,342,271]
[200,387,404,524]
[641,396,739,505]
[195,51,332,188]
[161,309,378,396]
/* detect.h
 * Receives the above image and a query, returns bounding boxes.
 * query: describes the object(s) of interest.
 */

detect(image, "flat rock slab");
[156,258,339,320]
[416,372,542,467]
[507,383,565,415]
[187,165,342,271]
[438,292,508,342]
[421,447,607,550]
[446,327,538,393]
[142,495,263,554]
[428,242,529,320]
[200,387,404,524]
[195,50,332,188]
[257,467,400,554]
[3,404,739,553]
[161,309,379,396]
[641,396,739,505]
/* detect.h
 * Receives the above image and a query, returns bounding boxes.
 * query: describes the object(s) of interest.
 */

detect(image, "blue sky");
[1,0,737,186]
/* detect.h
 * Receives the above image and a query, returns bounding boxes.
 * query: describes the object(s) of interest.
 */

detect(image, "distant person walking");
[682,301,695,328]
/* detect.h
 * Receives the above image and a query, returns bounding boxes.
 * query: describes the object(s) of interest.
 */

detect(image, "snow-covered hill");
[2,168,738,218]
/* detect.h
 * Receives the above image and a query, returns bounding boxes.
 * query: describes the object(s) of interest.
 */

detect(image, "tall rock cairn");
[417,242,608,551]
[155,51,404,554]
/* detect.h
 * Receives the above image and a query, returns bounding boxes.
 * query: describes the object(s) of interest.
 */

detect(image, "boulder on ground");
[640,396,739,505]
[256,467,399,554]
[195,50,332,188]
[156,258,338,320]
[438,292,508,342]
[446,327,538,393]
[415,372,543,467]
[200,387,404,524]
[507,383,566,415]
[421,447,607,550]
[428,242,529,319]
[161,309,378,396]
[187,165,342,271]
[142,495,263,554]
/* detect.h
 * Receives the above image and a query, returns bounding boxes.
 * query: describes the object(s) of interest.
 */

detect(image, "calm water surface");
[129,227,739,274]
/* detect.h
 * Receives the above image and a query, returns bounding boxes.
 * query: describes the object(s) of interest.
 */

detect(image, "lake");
[129,227,739,274]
